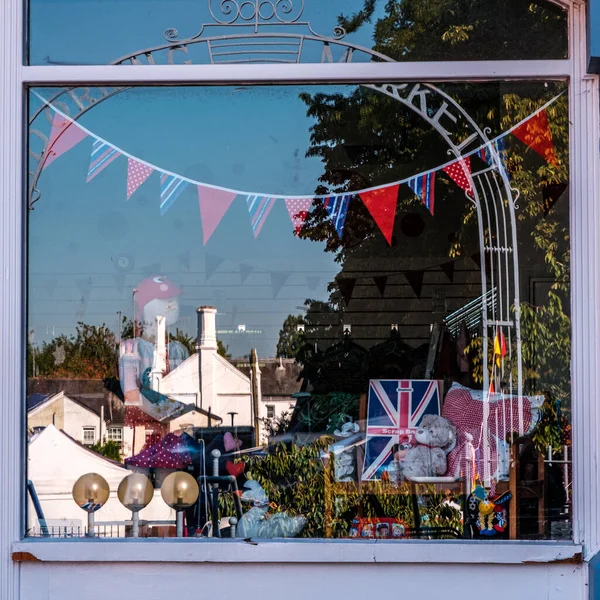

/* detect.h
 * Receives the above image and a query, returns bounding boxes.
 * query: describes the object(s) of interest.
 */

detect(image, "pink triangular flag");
[127,158,153,199]
[285,198,313,235]
[198,185,238,245]
[42,114,88,170]
[443,157,474,198]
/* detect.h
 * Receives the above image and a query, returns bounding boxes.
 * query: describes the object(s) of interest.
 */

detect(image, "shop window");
[26,79,571,541]
[26,0,567,66]
[82,427,96,445]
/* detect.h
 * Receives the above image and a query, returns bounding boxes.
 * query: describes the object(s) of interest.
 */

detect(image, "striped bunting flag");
[87,139,120,182]
[160,173,189,216]
[478,138,510,181]
[407,172,436,215]
[247,195,277,238]
[322,195,351,238]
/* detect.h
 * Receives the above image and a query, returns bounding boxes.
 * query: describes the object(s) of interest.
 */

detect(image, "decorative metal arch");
[28,0,525,485]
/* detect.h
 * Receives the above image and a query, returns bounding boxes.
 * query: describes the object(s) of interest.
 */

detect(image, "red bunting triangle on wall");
[443,157,474,198]
[359,185,399,246]
[512,109,558,168]
[42,114,88,170]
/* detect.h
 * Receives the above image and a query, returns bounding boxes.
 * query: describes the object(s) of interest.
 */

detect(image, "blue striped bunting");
[322,195,351,238]
[246,195,277,238]
[478,138,510,181]
[407,172,435,215]
[87,139,120,182]
[160,173,189,216]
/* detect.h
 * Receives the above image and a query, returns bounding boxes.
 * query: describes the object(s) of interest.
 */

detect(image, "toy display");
[362,379,443,481]
[237,480,306,539]
[467,484,512,537]
[349,517,409,539]
[401,415,457,480]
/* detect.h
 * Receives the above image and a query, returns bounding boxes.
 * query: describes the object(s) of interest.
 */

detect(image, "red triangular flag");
[443,157,474,198]
[285,198,313,235]
[359,185,399,245]
[198,186,237,245]
[127,158,153,200]
[512,109,558,168]
[42,114,88,170]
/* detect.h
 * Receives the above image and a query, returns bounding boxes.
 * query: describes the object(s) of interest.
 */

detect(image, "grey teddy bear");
[401,414,457,480]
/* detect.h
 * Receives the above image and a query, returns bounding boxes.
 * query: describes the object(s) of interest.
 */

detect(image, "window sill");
[12,539,583,565]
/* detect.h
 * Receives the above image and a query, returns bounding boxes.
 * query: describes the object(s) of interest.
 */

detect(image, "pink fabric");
[443,385,533,482]
[198,186,237,245]
[42,114,88,170]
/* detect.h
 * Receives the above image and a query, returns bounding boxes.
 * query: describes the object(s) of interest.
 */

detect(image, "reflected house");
[154,307,255,428]
[26,379,220,459]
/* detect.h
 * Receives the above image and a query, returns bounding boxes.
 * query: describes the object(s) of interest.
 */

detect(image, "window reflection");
[28,0,567,66]
[27,83,571,541]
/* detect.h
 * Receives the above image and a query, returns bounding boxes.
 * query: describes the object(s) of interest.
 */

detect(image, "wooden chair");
[496,436,546,539]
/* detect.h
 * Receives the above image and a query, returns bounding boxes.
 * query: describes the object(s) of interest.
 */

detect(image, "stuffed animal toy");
[442,383,543,485]
[401,415,457,479]
[237,480,306,539]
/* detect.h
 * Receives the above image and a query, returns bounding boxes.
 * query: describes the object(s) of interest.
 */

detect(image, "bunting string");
[32,89,563,243]
[33,90,563,202]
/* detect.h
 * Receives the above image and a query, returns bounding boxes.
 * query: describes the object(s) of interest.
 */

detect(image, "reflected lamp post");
[72,473,110,538]
[161,471,199,537]
[117,473,154,537]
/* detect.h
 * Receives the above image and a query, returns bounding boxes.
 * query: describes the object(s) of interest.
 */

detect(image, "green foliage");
[276,315,306,359]
[29,323,119,379]
[230,440,462,538]
[89,440,122,462]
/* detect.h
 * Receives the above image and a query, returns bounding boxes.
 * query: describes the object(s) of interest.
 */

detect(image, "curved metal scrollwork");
[163,0,344,42]
[208,0,305,25]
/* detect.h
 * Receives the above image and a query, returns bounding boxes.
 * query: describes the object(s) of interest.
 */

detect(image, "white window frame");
[82,427,96,445]
[107,427,123,444]
[266,405,276,419]
[2,0,597,583]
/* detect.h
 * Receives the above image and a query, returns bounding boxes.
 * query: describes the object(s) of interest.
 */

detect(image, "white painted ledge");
[22,60,571,85]
[12,539,582,565]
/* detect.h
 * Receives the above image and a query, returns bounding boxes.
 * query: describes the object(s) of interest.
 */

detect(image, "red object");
[512,109,558,167]
[43,114,88,170]
[443,157,474,198]
[359,185,400,246]
[125,432,200,469]
[349,517,409,539]
[226,460,245,478]
[197,185,238,245]
[285,198,313,235]
[443,386,535,482]
[127,158,153,199]
[134,275,182,312]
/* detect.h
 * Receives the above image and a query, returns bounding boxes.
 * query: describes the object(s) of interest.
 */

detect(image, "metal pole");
[250,348,261,446]
[229,516,238,538]
[176,510,184,537]
[87,511,95,538]
[132,512,139,538]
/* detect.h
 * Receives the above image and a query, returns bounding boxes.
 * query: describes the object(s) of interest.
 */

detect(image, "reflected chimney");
[197,306,217,349]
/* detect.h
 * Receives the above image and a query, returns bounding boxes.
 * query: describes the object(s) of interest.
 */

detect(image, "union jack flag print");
[361,379,442,481]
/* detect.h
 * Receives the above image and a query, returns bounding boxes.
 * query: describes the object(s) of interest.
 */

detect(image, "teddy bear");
[401,415,457,480]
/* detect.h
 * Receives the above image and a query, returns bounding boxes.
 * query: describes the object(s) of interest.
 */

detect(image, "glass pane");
[27,81,570,541]
[27,0,567,66]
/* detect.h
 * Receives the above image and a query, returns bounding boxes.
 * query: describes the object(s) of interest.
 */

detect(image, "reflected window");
[27,82,571,541]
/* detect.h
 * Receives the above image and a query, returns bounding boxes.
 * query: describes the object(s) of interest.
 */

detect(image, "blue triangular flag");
[407,173,435,215]
[87,139,120,182]
[322,195,351,238]
[160,172,189,216]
